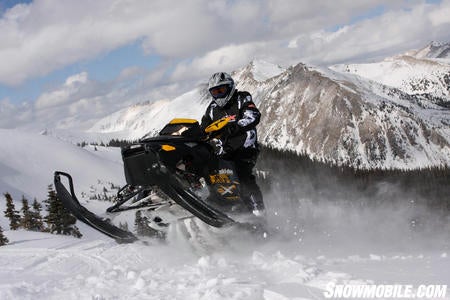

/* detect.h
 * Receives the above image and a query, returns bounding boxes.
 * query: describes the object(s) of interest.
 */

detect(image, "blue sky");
[0,0,163,104]
[0,40,161,103]
[0,0,448,129]
[0,0,31,13]
[0,0,160,103]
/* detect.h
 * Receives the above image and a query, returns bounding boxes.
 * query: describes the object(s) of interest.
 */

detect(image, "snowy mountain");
[88,89,210,141]
[89,58,450,170]
[87,60,286,141]
[406,41,450,59]
[331,42,450,106]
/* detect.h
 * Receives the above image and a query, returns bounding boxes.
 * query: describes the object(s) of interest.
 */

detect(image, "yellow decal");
[169,118,198,124]
[209,174,231,184]
[161,144,176,151]
[204,117,230,133]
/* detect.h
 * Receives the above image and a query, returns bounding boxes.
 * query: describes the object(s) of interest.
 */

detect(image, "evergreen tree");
[4,193,21,230]
[140,215,160,237]
[134,211,160,238]
[20,196,33,230]
[134,211,145,236]
[0,226,8,246]
[44,185,63,234]
[68,224,83,238]
[61,211,82,238]
[30,198,45,232]
[119,222,129,231]
[44,185,82,238]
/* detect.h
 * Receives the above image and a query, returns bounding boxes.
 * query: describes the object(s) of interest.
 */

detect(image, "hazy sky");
[0,0,448,129]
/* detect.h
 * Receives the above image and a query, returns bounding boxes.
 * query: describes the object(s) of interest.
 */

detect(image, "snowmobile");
[54,117,263,243]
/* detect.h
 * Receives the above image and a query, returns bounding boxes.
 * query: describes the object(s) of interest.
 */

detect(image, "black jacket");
[201,90,260,157]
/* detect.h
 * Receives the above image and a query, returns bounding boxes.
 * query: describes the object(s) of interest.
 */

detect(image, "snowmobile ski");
[54,171,138,243]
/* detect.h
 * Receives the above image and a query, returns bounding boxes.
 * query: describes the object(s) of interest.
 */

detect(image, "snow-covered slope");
[88,88,210,140]
[1,205,449,300]
[247,60,285,82]
[0,128,124,201]
[331,43,450,105]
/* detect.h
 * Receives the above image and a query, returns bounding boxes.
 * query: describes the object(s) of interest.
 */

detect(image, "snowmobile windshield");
[159,123,202,138]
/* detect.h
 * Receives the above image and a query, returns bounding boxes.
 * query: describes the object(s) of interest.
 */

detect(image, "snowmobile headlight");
[161,144,176,151]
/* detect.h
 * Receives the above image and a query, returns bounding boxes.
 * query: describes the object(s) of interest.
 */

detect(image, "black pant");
[233,157,265,212]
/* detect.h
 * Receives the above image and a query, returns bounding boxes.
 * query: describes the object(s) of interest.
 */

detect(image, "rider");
[200,72,265,216]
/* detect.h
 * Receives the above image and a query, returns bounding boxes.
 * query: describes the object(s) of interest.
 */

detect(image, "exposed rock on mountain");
[238,63,450,169]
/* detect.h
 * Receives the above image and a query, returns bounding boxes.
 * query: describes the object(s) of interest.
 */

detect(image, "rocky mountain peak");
[412,41,450,59]
[246,63,450,169]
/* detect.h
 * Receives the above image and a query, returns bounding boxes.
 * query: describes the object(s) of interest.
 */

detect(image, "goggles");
[209,84,230,99]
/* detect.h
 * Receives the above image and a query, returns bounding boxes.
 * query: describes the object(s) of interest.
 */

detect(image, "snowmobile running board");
[54,171,138,244]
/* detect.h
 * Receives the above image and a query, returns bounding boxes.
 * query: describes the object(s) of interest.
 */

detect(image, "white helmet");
[208,72,236,108]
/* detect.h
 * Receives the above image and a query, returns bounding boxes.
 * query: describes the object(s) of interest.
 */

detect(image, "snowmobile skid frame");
[105,184,166,213]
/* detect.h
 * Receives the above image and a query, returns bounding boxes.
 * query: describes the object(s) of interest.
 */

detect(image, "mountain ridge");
[87,61,450,169]
[69,42,450,170]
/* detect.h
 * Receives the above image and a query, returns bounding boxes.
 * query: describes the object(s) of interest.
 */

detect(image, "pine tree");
[0,226,8,246]
[4,193,21,230]
[140,215,159,237]
[119,222,129,231]
[44,185,82,238]
[68,225,82,238]
[61,211,82,238]
[20,196,33,230]
[44,185,64,234]
[134,211,159,238]
[30,199,45,232]
[134,211,145,236]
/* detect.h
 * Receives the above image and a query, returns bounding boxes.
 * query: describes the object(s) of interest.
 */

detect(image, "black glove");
[209,138,225,156]
[225,122,239,135]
